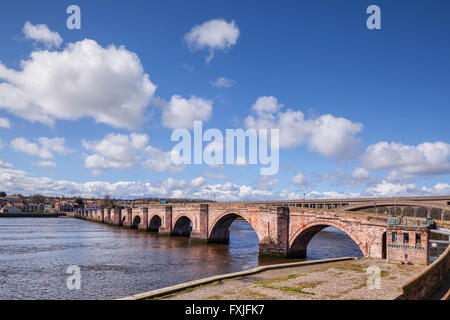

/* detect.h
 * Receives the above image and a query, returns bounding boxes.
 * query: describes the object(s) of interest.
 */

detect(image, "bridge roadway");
[247,196,450,220]
[77,202,394,259]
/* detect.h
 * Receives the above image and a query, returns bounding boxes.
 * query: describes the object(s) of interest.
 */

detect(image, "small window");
[403,233,409,244]
[415,233,421,245]
[392,232,397,243]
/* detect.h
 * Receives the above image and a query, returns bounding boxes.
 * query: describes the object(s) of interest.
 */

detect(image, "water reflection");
[0,218,362,300]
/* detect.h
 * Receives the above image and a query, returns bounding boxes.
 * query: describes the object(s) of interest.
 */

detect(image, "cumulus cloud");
[0,166,272,200]
[184,18,240,62]
[161,95,212,129]
[0,38,156,129]
[0,117,11,128]
[278,189,361,200]
[210,77,236,88]
[318,168,374,188]
[290,173,309,188]
[203,172,230,180]
[141,146,185,174]
[351,167,370,180]
[82,132,184,175]
[11,137,72,159]
[365,179,450,198]
[23,21,63,49]
[255,175,278,191]
[34,160,56,167]
[0,164,448,200]
[0,160,13,168]
[361,141,450,175]
[245,96,363,160]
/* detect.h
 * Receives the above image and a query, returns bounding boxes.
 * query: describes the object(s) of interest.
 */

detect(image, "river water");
[0,218,363,300]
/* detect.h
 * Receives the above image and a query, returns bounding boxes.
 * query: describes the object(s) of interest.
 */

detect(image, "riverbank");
[0,213,67,218]
[120,257,425,300]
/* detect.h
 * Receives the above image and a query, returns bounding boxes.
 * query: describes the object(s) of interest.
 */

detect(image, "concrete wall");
[397,245,450,300]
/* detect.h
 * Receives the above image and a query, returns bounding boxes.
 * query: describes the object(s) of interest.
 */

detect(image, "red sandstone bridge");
[75,196,450,260]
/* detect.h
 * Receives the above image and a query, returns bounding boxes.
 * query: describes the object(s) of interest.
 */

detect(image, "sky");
[0,0,449,200]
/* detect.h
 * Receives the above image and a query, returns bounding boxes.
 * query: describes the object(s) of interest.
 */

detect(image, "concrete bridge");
[76,203,390,259]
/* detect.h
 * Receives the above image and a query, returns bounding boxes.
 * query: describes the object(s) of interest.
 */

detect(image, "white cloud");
[365,181,415,197]
[161,95,212,129]
[0,160,13,168]
[351,167,370,180]
[251,96,283,115]
[203,172,230,180]
[278,188,361,200]
[0,166,272,200]
[290,173,308,188]
[190,177,206,188]
[307,190,362,199]
[0,38,156,129]
[255,175,278,191]
[34,160,56,167]
[210,77,236,88]
[365,180,450,198]
[245,96,363,160]
[184,18,240,62]
[0,117,11,128]
[0,165,448,200]
[318,168,373,188]
[11,137,72,159]
[83,133,184,175]
[361,141,450,175]
[23,21,63,49]
[141,146,185,174]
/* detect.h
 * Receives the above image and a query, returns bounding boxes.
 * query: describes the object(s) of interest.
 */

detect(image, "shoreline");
[0,213,67,218]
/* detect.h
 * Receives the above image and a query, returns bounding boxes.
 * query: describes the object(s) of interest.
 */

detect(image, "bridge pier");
[158,206,173,235]
[113,207,122,226]
[190,204,209,242]
[257,206,290,258]
[140,207,148,231]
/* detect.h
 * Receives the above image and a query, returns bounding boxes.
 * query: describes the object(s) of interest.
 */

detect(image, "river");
[0,217,363,300]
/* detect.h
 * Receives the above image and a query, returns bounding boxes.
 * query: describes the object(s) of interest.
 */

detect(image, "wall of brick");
[387,227,429,266]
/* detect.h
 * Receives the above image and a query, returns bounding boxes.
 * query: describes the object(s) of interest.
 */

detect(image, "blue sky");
[0,0,449,200]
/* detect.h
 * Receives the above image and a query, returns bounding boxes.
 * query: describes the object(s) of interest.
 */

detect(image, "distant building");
[0,206,22,213]
[85,202,101,210]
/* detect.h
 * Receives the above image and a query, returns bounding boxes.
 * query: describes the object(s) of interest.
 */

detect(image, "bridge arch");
[288,221,366,258]
[172,215,193,237]
[132,215,141,229]
[148,214,162,232]
[208,212,263,244]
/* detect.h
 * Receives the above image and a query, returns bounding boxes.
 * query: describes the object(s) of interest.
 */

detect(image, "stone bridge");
[76,203,389,259]
[252,196,450,221]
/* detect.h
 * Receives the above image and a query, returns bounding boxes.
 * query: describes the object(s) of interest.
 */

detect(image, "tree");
[102,195,114,209]
[74,198,84,206]
[30,194,45,204]
[0,192,6,197]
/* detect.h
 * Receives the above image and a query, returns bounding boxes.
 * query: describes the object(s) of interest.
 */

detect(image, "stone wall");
[397,244,450,300]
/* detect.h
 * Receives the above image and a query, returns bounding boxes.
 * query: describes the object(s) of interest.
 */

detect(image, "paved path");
[161,258,424,300]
